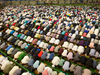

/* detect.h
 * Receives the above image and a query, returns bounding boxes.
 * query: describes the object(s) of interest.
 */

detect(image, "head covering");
[52,71,57,75]
[52,56,60,67]
[62,61,70,71]
[3,64,14,74]
[77,46,84,54]
[14,51,23,59]
[67,52,73,60]
[13,69,21,75]
[28,59,34,66]
[58,72,65,75]
[37,63,45,73]
[69,64,75,72]
[74,66,82,75]
[18,53,26,61]
[62,49,68,57]
[9,66,19,75]
[21,56,30,64]
[22,72,32,75]
[82,69,91,75]
[62,41,69,48]
[41,52,47,60]
[42,67,52,75]
[33,60,40,68]
[49,53,54,60]
[58,59,65,66]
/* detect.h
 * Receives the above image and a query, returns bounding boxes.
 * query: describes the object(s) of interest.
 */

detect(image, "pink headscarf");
[42,69,49,75]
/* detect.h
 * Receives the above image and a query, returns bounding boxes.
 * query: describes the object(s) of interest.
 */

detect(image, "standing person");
[86,0,88,3]
[44,0,45,4]
[51,0,52,4]
[10,0,12,5]
[92,0,93,3]
[20,0,21,4]
[64,0,66,4]
[58,0,59,4]
[28,0,30,5]
[80,0,83,3]
[70,0,72,4]
[76,0,77,3]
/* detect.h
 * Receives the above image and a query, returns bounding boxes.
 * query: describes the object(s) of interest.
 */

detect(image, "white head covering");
[21,56,30,64]
[22,72,32,75]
